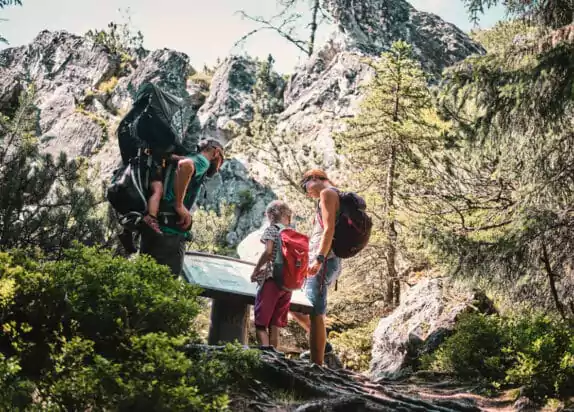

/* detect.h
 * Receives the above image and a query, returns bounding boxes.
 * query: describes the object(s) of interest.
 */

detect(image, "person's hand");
[250,270,259,283]
[308,260,322,277]
[175,205,192,230]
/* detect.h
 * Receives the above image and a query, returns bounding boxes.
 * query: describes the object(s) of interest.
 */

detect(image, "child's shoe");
[142,214,163,236]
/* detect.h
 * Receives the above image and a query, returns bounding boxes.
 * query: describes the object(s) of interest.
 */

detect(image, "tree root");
[186,344,486,411]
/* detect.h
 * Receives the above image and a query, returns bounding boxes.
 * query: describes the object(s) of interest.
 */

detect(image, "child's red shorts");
[254,279,292,328]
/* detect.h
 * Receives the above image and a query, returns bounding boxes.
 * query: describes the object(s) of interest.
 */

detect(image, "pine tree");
[426,14,574,320]
[0,84,112,257]
[0,0,21,7]
[0,0,22,44]
[335,41,446,307]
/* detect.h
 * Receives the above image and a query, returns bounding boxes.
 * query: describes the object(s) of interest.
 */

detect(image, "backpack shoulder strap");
[272,223,285,264]
[316,187,342,227]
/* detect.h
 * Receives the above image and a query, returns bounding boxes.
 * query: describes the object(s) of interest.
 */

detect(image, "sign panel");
[182,252,313,313]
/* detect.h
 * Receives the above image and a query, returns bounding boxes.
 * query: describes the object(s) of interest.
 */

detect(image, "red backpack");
[272,224,309,291]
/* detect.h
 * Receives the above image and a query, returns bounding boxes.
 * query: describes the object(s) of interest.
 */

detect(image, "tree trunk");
[541,242,568,322]
[308,0,320,56]
[384,146,399,306]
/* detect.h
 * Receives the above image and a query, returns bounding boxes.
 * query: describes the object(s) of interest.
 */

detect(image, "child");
[250,200,294,348]
[141,140,225,236]
[141,153,187,235]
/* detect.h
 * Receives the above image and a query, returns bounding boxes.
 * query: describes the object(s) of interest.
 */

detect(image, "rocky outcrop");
[0,0,485,246]
[199,0,485,183]
[322,0,485,76]
[198,159,275,244]
[197,55,285,144]
[370,278,495,380]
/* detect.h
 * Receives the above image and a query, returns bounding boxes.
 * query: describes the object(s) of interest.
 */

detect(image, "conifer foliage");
[0,85,110,256]
[426,15,574,319]
[335,41,447,306]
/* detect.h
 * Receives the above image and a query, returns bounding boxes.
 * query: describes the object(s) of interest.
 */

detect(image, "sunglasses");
[300,176,314,193]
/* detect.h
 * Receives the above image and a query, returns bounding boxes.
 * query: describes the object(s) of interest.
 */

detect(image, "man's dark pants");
[140,231,187,276]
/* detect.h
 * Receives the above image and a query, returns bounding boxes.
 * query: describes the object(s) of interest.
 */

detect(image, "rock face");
[198,159,275,245]
[322,0,485,76]
[197,0,485,183]
[369,278,495,380]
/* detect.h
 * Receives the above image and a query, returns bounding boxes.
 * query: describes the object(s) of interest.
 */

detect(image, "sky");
[0,0,506,74]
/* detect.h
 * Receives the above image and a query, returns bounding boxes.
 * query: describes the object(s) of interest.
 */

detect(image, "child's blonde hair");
[265,200,292,224]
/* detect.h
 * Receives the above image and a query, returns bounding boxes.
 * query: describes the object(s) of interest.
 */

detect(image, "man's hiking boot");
[142,214,163,236]
[118,229,137,255]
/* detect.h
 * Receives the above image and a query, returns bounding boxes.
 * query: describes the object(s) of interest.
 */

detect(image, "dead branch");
[234,10,310,56]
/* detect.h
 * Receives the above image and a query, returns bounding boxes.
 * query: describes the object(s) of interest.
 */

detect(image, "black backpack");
[317,190,372,259]
[106,82,199,232]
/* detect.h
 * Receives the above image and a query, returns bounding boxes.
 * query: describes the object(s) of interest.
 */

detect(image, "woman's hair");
[265,200,292,224]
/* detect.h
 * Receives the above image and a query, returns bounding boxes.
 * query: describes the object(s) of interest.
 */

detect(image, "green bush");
[421,313,509,382]
[423,312,574,401]
[504,314,574,400]
[329,320,378,372]
[0,245,260,411]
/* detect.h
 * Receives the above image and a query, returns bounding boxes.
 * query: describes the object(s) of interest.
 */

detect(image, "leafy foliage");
[470,19,542,53]
[0,245,260,410]
[0,84,113,257]
[328,320,378,372]
[424,312,574,401]
[420,14,574,319]
[422,313,508,382]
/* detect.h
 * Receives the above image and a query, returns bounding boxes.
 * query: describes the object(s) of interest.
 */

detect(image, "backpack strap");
[316,187,341,228]
[271,223,285,267]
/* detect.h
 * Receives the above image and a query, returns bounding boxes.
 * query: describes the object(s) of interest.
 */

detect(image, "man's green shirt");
[161,153,209,236]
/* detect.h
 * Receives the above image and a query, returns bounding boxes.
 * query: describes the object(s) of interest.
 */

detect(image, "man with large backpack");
[139,139,224,276]
[106,82,226,277]
[292,169,372,366]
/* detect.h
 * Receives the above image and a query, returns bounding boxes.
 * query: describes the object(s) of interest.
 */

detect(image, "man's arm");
[317,189,340,257]
[174,158,195,209]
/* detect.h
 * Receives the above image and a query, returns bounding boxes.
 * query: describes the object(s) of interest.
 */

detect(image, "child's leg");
[147,181,163,217]
[269,326,280,348]
[254,280,280,347]
[142,180,163,236]
[269,289,292,349]
[255,326,270,346]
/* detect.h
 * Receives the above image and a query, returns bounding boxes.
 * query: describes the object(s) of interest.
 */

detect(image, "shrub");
[422,313,509,382]
[423,311,574,402]
[98,76,118,94]
[188,203,237,257]
[0,245,260,411]
[504,314,574,400]
[329,320,378,372]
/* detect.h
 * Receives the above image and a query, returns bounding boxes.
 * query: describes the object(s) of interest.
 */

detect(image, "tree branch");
[234,10,310,55]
